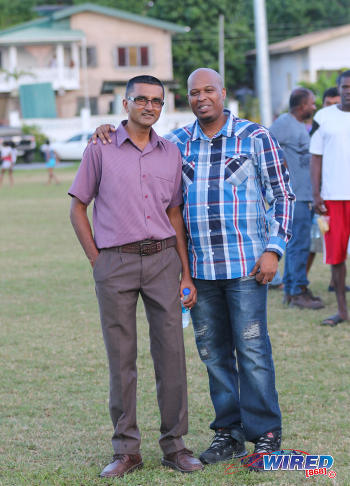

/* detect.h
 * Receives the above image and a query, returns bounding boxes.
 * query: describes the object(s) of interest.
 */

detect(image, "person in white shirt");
[0,141,17,187]
[310,70,350,326]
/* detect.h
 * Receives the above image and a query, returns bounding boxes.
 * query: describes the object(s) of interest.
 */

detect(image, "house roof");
[247,23,350,56]
[0,2,189,39]
[53,3,189,33]
[0,27,84,45]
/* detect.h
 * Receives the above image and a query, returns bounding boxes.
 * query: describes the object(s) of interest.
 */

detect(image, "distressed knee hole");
[194,324,208,338]
[242,321,261,340]
[198,346,209,360]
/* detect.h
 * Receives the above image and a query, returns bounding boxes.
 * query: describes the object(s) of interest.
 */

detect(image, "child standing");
[42,139,59,185]
[0,141,17,187]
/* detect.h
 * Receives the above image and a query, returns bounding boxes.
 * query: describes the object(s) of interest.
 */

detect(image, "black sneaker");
[241,430,282,472]
[199,430,247,464]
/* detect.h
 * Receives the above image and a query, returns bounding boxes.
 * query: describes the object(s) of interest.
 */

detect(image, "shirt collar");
[116,120,166,150]
[190,109,236,141]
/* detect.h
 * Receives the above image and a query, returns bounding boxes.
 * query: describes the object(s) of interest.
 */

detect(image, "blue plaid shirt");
[165,110,295,280]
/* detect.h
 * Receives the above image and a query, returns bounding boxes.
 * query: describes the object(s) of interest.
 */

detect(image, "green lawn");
[0,167,349,486]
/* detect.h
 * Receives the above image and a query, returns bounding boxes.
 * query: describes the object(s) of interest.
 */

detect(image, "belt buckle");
[140,240,154,256]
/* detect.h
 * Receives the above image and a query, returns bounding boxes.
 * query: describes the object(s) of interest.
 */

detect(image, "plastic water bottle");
[181,288,191,328]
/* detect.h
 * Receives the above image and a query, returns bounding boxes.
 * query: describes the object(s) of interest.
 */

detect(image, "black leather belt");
[117,236,177,256]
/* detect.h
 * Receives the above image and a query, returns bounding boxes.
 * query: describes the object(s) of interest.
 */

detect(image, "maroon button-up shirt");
[69,121,183,249]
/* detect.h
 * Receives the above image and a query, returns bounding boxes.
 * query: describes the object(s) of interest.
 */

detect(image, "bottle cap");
[183,288,191,295]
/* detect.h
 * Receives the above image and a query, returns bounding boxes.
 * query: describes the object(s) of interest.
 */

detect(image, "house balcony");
[0,66,80,93]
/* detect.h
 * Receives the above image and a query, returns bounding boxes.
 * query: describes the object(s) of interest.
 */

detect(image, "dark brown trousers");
[93,246,188,455]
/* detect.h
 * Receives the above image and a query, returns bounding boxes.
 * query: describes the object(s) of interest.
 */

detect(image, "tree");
[300,71,342,110]
[149,0,254,104]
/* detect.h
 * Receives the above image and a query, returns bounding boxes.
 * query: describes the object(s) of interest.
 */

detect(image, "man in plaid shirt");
[92,68,295,471]
[166,68,294,469]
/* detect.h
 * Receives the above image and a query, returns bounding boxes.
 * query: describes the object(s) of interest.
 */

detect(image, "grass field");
[0,166,349,486]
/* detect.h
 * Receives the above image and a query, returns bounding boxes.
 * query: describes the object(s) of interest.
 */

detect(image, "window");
[76,97,98,115]
[87,46,97,67]
[80,46,97,67]
[115,46,149,67]
[67,134,83,142]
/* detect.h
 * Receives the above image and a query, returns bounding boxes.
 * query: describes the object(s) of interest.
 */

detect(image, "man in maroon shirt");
[69,75,203,478]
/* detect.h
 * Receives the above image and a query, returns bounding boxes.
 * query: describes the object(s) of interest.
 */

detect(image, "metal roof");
[53,3,189,33]
[0,2,188,38]
[0,27,84,45]
[247,23,350,56]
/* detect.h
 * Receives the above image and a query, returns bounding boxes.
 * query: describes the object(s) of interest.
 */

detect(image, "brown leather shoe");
[162,448,204,473]
[99,453,143,478]
[290,290,324,309]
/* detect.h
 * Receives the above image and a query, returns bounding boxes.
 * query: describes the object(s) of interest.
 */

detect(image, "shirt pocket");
[182,157,196,189]
[154,174,174,205]
[224,154,251,186]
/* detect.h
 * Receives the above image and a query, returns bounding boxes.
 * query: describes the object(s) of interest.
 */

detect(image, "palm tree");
[0,67,36,115]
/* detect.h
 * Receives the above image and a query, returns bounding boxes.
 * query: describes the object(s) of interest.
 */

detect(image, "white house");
[248,24,350,115]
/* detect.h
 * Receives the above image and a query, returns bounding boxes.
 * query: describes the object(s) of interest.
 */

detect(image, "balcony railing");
[0,67,80,92]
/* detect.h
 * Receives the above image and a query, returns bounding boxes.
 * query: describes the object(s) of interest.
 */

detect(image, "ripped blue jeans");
[191,276,281,442]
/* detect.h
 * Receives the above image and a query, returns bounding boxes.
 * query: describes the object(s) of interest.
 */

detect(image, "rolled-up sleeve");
[256,131,295,257]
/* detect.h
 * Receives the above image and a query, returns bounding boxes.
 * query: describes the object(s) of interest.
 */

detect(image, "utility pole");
[253,0,272,126]
[218,14,225,85]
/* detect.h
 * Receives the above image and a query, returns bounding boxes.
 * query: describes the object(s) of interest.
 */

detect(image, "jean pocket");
[224,155,250,186]
[239,275,256,282]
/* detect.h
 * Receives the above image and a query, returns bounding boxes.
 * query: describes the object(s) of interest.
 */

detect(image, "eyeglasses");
[127,96,164,108]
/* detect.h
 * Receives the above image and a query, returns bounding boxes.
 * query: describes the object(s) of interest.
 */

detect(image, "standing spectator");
[270,88,324,309]
[42,139,60,185]
[322,87,340,107]
[69,75,203,478]
[0,141,17,187]
[310,70,350,326]
[307,87,350,293]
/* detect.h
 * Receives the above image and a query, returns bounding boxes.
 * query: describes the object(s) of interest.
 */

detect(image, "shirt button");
[211,251,214,255]
[207,206,210,209]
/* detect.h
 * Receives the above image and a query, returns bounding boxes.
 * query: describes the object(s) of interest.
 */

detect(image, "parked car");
[49,132,93,160]
[0,126,36,162]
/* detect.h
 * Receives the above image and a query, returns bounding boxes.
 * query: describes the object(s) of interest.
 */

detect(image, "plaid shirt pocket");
[182,158,195,188]
[224,155,250,186]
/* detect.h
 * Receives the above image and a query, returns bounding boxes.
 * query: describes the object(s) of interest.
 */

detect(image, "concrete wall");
[269,33,350,116]
[309,34,350,82]
[270,49,309,116]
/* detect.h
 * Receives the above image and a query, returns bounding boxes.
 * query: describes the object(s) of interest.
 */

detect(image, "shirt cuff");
[265,236,287,260]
